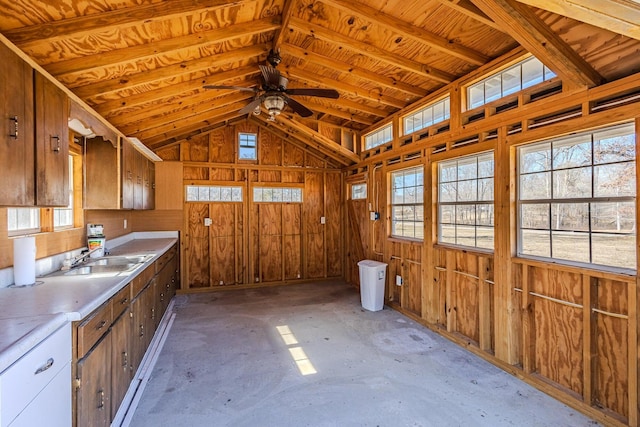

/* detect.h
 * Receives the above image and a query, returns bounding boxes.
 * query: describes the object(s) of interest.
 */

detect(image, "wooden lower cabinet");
[76,333,112,427]
[73,243,179,426]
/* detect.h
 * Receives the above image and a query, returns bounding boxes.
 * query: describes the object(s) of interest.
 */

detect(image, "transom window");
[186,185,243,202]
[517,123,636,271]
[365,123,393,150]
[351,183,367,200]
[403,97,450,135]
[390,167,424,240]
[467,56,556,110]
[238,132,257,160]
[253,187,302,203]
[438,152,494,249]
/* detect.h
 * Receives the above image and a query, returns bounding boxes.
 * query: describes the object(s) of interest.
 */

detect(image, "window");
[517,123,636,270]
[438,153,494,249]
[351,183,367,200]
[390,167,424,240]
[185,185,243,202]
[238,132,257,160]
[7,208,40,236]
[403,97,450,135]
[364,123,393,150]
[253,187,302,203]
[54,156,74,230]
[467,57,556,110]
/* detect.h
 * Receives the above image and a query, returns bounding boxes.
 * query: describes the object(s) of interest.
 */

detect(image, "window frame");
[185,185,244,203]
[238,132,257,161]
[516,123,636,272]
[364,123,393,151]
[350,183,367,200]
[402,96,451,136]
[437,151,495,251]
[53,154,75,230]
[252,185,304,203]
[7,208,41,237]
[389,166,424,241]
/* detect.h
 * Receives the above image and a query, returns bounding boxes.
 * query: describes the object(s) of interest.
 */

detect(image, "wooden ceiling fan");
[204,50,339,120]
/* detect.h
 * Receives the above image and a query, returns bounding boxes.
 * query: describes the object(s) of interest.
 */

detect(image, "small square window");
[239,132,257,160]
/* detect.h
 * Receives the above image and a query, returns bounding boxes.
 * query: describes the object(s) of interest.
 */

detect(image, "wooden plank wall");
[157,121,343,291]
[345,71,640,426]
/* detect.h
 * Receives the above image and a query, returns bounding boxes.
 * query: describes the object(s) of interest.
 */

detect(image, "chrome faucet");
[61,247,103,270]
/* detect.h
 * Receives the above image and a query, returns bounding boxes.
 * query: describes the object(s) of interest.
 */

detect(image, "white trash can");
[357,260,388,311]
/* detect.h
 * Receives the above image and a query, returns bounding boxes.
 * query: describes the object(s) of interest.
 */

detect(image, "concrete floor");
[130,280,598,427]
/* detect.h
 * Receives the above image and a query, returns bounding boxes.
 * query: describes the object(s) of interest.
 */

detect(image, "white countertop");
[0,234,178,372]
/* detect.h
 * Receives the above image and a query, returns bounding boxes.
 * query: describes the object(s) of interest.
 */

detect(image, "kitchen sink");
[62,254,153,276]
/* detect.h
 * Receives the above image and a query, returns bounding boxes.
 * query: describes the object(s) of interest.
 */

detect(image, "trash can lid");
[357,260,388,268]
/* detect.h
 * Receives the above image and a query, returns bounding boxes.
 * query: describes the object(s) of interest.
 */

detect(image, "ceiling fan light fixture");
[264,94,285,117]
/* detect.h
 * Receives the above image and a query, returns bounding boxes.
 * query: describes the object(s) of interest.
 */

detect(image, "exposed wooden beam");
[45,17,280,77]
[95,66,259,116]
[250,116,341,166]
[272,0,296,50]
[144,110,247,147]
[299,100,375,126]
[288,17,455,84]
[281,43,428,98]
[320,0,489,65]
[132,100,252,141]
[435,0,504,31]
[513,0,640,41]
[471,0,603,88]
[117,92,253,135]
[147,115,248,150]
[331,97,393,118]
[3,0,253,47]
[72,45,268,97]
[284,67,407,109]
[275,114,360,164]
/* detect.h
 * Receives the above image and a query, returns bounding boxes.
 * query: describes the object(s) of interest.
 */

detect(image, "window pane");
[594,126,635,164]
[521,204,549,229]
[552,136,592,169]
[186,186,198,201]
[551,203,589,231]
[439,205,455,224]
[520,172,551,200]
[477,178,493,201]
[484,76,501,103]
[468,84,485,109]
[522,57,544,88]
[457,180,478,202]
[439,163,457,182]
[458,157,478,180]
[520,229,550,257]
[232,187,242,202]
[591,202,635,232]
[253,188,263,202]
[198,187,210,201]
[592,233,636,269]
[594,163,635,197]
[456,204,476,225]
[476,226,494,249]
[502,65,521,96]
[553,167,592,199]
[456,225,476,247]
[439,183,456,202]
[477,154,494,178]
[551,231,590,263]
[440,224,456,244]
[520,143,551,172]
[210,187,221,201]
[476,204,494,226]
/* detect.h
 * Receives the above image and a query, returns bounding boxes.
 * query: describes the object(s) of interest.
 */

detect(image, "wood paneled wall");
[346,75,640,426]
[157,121,343,291]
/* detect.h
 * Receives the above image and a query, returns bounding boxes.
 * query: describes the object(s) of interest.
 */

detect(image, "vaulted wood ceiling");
[0,0,639,160]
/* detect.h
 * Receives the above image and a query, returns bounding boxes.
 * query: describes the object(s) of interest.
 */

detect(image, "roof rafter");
[471,0,603,87]
[288,17,455,84]
[281,43,427,98]
[513,0,640,41]
[434,0,504,31]
[147,115,248,151]
[319,0,489,65]
[45,17,280,77]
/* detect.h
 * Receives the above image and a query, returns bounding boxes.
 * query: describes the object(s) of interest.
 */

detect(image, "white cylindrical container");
[14,236,36,286]
[357,260,388,311]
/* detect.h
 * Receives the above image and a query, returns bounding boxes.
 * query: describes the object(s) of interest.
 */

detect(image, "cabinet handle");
[97,389,105,409]
[96,320,107,330]
[51,135,61,153]
[34,357,54,375]
[120,297,129,305]
[122,351,128,368]
[9,116,18,139]
[139,324,144,337]
[151,307,155,320]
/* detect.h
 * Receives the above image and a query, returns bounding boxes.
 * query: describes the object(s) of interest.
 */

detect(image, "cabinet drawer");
[132,265,153,298]
[77,300,113,358]
[0,324,71,427]
[155,245,177,274]
[113,283,131,318]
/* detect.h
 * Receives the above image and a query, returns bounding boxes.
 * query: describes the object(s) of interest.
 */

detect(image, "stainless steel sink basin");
[64,263,139,276]
[85,254,153,267]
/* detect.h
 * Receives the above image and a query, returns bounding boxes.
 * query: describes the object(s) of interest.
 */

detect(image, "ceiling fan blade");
[239,98,263,115]
[283,95,313,117]
[285,88,339,99]
[259,65,281,87]
[278,75,289,90]
[203,85,257,92]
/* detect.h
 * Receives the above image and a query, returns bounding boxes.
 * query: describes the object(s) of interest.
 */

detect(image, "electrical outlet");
[320,216,326,224]
[370,211,380,221]
[395,275,403,286]
[204,218,212,226]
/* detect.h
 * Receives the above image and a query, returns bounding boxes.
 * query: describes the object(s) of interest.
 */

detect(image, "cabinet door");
[129,293,146,376]
[0,43,34,206]
[110,311,132,421]
[35,72,69,206]
[84,136,119,209]
[144,159,155,210]
[121,139,135,209]
[134,149,144,210]
[76,333,112,427]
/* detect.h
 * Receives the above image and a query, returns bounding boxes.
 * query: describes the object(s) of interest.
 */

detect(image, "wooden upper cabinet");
[0,42,34,206]
[84,136,119,209]
[121,139,135,210]
[35,72,69,206]
[144,159,155,210]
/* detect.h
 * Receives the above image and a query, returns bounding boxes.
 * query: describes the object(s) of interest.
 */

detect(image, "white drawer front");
[1,324,71,426]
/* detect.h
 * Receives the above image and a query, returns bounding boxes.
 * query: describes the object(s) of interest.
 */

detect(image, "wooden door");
[0,42,34,206]
[185,203,210,288]
[257,204,283,283]
[110,311,132,420]
[210,203,242,285]
[76,333,112,427]
[35,72,69,206]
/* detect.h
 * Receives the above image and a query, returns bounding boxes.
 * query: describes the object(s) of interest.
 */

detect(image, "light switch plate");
[204,218,212,226]
[320,216,326,224]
